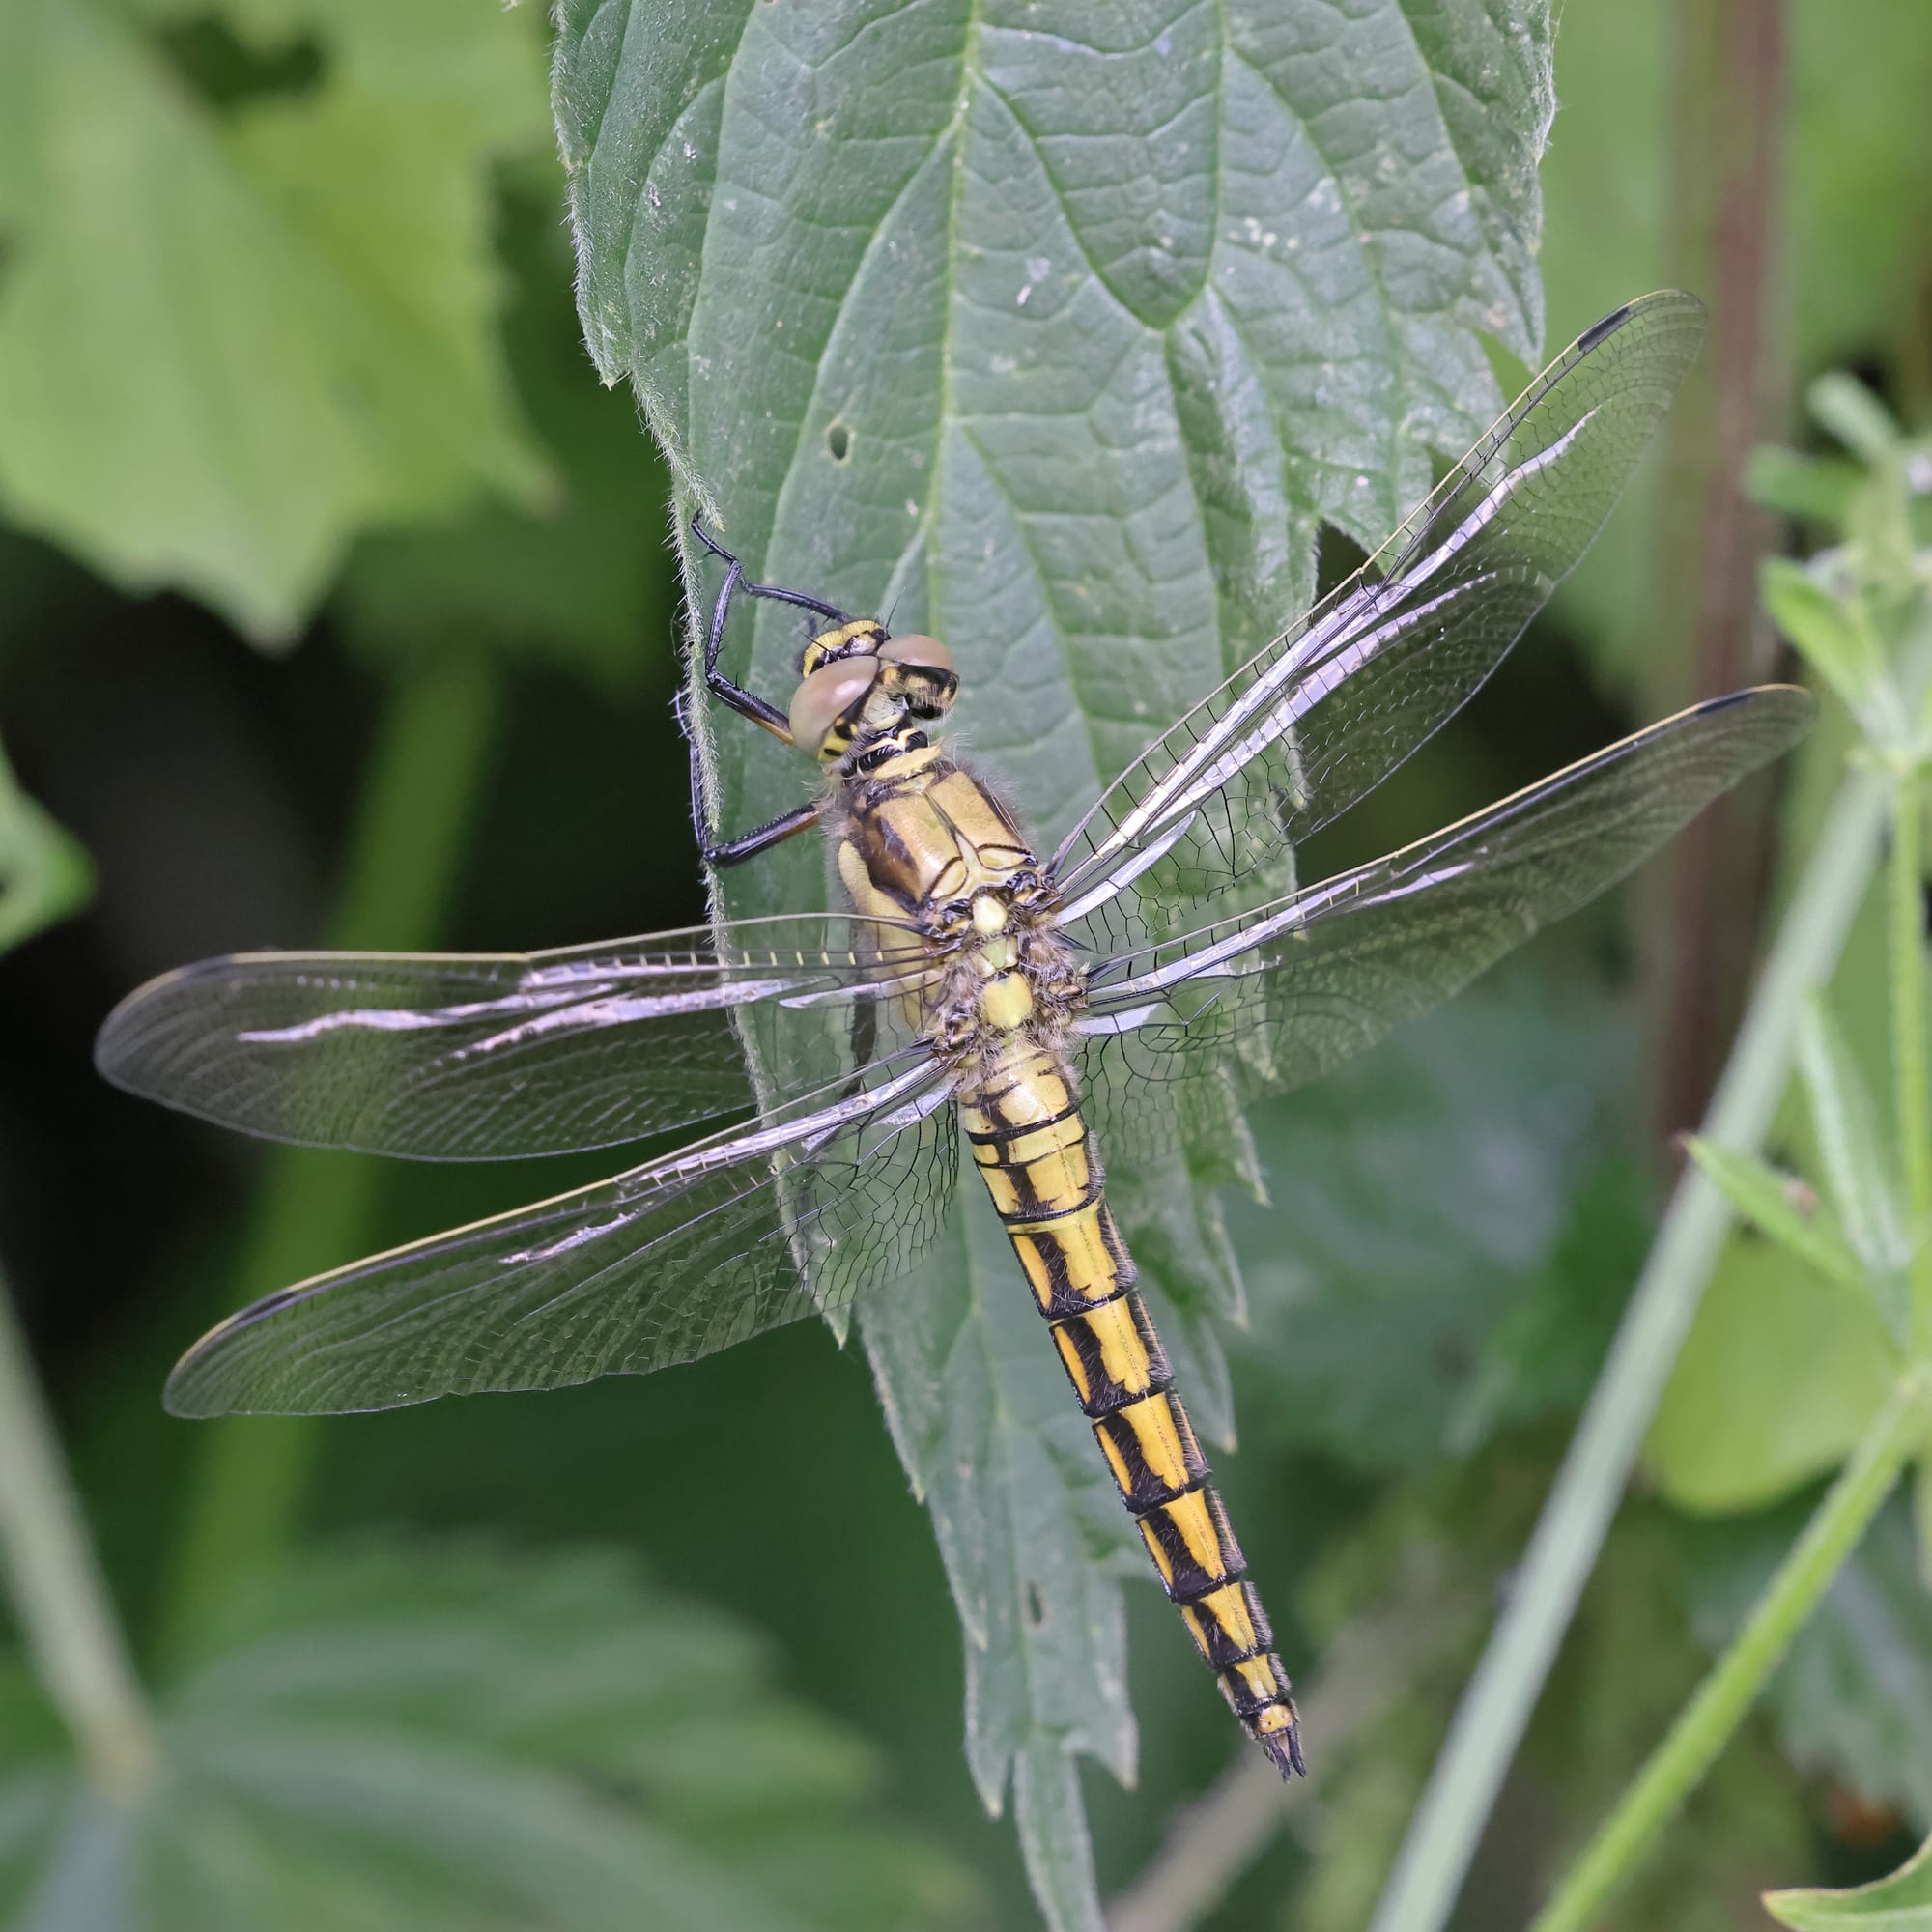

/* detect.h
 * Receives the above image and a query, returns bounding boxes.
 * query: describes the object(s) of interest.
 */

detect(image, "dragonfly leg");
[690,513,850,739]
[675,685,824,868]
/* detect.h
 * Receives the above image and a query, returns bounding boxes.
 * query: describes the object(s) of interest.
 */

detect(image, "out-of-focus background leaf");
[0,0,1926,1927]
[0,0,553,642]
[0,735,92,954]
[0,1544,980,1931]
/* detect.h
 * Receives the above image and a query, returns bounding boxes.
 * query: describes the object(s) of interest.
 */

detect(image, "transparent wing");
[1072,687,1814,1168]
[163,1058,960,1416]
[1050,293,1709,952]
[96,914,941,1160]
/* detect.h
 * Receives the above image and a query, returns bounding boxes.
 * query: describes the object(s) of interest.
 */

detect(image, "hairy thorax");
[832,745,1086,1069]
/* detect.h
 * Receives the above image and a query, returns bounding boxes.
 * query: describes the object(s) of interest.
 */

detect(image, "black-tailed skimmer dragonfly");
[98,292,1813,1780]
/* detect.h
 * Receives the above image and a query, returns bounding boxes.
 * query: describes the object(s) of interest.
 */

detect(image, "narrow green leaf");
[1682,1138,1875,1304]
[1766,1824,1932,1927]
[0,739,92,956]
[1013,1737,1106,1932]
[1759,557,1892,731]
[1798,1001,1913,1277]
[1746,446,1864,529]
[1848,469,1931,616]
[1810,373,1903,465]
[0,0,550,640]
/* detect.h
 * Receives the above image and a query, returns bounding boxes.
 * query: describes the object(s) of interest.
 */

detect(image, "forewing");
[1073,687,1815,1168]
[97,914,939,1160]
[1051,293,1709,952]
[163,1061,960,1416]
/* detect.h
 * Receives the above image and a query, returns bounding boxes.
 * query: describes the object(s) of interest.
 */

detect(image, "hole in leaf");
[825,421,851,463]
[1022,1579,1047,1630]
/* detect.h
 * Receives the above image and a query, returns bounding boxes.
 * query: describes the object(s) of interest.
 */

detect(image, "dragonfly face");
[96,291,1817,1787]
[785,622,959,774]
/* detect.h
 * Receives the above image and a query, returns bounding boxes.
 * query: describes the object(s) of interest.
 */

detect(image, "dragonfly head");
[789,623,959,769]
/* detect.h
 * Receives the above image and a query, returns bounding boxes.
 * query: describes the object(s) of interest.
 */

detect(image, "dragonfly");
[98,291,1813,1782]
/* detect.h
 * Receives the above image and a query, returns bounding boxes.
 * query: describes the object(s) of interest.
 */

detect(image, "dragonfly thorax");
[788,623,958,772]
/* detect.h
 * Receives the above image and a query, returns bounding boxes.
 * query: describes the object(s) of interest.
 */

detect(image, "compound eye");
[788,659,878,755]
[877,633,955,675]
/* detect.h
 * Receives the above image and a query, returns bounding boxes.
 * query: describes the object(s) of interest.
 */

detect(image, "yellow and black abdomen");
[960,1039,1305,1779]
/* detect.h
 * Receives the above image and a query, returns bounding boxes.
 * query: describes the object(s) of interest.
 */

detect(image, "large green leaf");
[0,0,551,641]
[554,3,1555,1916]
[1645,1237,1897,1514]
[554,0,1553,914]
[0,1545,977,1932]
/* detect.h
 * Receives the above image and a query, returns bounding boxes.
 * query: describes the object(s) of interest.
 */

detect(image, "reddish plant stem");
[1651,0,1792,1141]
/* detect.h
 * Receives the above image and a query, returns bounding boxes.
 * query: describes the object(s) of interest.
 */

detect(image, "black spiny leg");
[681,514,849,867]
[690,514,847,734]
[676,688,823,868]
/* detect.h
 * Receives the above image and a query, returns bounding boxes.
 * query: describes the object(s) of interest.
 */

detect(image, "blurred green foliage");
[0,1,1927,1929]
[0,736,91,953]
[1649,393,1932,1533]
[0,1,552,640]
[0,1544,980,1930]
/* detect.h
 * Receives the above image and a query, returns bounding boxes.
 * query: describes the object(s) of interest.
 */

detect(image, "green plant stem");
[163,658,499,1646]
[1527,1372,1932,1932]
[1366,758,1889,1932]
[1891,764,1932,1351]
[0,1258,158,1800]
